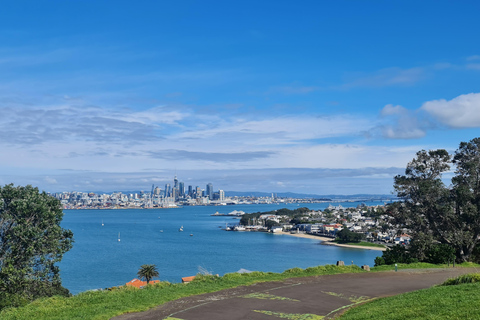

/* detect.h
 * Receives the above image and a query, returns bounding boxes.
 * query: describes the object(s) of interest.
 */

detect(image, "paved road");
[113,268,478,320]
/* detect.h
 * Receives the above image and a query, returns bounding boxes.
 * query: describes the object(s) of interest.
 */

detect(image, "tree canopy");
[389,138,480,263]
[0,184,74,308]
[137,264,159,284]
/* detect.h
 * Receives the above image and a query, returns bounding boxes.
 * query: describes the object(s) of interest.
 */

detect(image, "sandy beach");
[277,231,387,251]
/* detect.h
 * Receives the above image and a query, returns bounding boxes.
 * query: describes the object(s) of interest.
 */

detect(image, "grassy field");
[2,262,478,320]
[340,276,480,320]
[335,241,386,248]
[0,265,364,320]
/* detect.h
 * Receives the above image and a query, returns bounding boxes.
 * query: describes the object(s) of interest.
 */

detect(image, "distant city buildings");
[53,176,233,209]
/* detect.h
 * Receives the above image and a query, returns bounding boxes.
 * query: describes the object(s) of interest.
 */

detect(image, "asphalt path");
[113,267,478,320]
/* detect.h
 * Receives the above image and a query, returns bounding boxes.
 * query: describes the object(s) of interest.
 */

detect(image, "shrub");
[374,256,385,266]
[442,273,480,286]
[381,245,418,265]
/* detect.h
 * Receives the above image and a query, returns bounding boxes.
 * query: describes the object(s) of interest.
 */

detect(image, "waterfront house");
[271,226,283,233]
[126,278,160,289]
[182,276,196,283]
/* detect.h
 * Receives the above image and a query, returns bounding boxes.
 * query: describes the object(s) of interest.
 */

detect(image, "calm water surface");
[59,202,384,294]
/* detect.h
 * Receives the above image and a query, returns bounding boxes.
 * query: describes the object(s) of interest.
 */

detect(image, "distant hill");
[224,191,397,201]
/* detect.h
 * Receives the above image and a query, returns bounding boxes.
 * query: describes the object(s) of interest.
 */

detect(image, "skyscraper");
[179,182,185,197]
[206,183,213,200]
[164,184,171,198]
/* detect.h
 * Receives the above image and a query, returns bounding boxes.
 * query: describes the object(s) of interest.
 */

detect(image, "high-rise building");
[164,184,171,198]
[206,183,213,200]
[188,185,193,197]
[179,182,185,197]
[195,186,201,199]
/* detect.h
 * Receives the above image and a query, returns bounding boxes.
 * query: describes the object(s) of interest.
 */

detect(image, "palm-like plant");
[137,264,159,284]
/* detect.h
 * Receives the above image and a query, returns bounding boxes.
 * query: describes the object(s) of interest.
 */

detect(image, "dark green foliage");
[409,235,455,264]
[137,264,159,284]
[336,227,364,243]
[264,220,280,229]
[381,245,418,265]
[374,256,385,266]
[442,273,480,286]
[0,184,73,309]
[390,138,480,263]
[240,207,312,226]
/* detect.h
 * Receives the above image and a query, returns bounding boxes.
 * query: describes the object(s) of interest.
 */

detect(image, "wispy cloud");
[147,149,275,162]
[466,55,480,61]
[340,67,426,89]
[376,104,427,139]
[466,63,480,70]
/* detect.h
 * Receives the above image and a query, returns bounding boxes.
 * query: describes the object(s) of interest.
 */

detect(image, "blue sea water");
[59,202,385,294]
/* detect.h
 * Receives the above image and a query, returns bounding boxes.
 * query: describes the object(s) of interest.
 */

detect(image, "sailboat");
[102,220,104,226]
[179,226,183,232]
[118,232,121,242]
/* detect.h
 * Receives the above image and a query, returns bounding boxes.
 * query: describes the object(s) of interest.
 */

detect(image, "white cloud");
[420,93,480,128]
[44,176,57,184]
[376,104,426,139]
[381,104,407,116]
[466,63,480,70]
[341,67,426,89]
[466,55,480,61]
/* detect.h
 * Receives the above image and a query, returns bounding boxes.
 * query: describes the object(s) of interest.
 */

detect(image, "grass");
[0,265,364,320]
[371,261,479,272]
[2,262,479,320]
[339,277,480,320]
[334,241,386,249]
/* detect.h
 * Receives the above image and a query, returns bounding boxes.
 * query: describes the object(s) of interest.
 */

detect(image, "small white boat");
[102,220,104,226]
[179,226,184,232]
[118,232,121,242]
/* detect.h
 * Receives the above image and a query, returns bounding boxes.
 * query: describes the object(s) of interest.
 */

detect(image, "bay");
[59,202,385,294]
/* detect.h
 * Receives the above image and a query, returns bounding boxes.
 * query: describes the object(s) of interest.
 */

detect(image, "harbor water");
[59,202,385,294]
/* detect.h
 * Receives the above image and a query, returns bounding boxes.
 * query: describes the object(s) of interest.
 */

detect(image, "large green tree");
[390,138,480,263]
[0,184,74,308]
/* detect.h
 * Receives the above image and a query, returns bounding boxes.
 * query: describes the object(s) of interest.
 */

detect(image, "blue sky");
[1,0,479,194]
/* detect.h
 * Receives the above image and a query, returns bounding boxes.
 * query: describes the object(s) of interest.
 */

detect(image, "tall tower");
[206,183,213,200]
[179,182,185,197]
[188,185,193,197]
[164,184,171,198]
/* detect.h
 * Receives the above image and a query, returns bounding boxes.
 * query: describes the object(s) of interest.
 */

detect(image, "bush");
[381,245,418,265]
[442,273,480,286]
[374,256,385,266]
[336,228,365,243]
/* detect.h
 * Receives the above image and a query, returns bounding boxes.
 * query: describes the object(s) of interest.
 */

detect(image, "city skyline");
[1,1,479,194]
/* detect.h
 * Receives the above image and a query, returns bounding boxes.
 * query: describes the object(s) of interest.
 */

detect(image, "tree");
[390,138,480,263]
[137,264,159,284]
[0,184,74,309]
[336,227,364,243]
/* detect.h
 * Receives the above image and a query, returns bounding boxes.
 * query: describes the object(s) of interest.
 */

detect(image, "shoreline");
[277,231,387,251]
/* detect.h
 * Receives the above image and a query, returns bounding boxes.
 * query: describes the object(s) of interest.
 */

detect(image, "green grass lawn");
[2,262,478,320]
[0,265,364,320]
[340,281,480,320]
[335,241,386,249]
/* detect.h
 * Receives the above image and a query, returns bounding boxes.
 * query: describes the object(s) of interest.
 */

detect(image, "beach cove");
[277,231,387,251]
